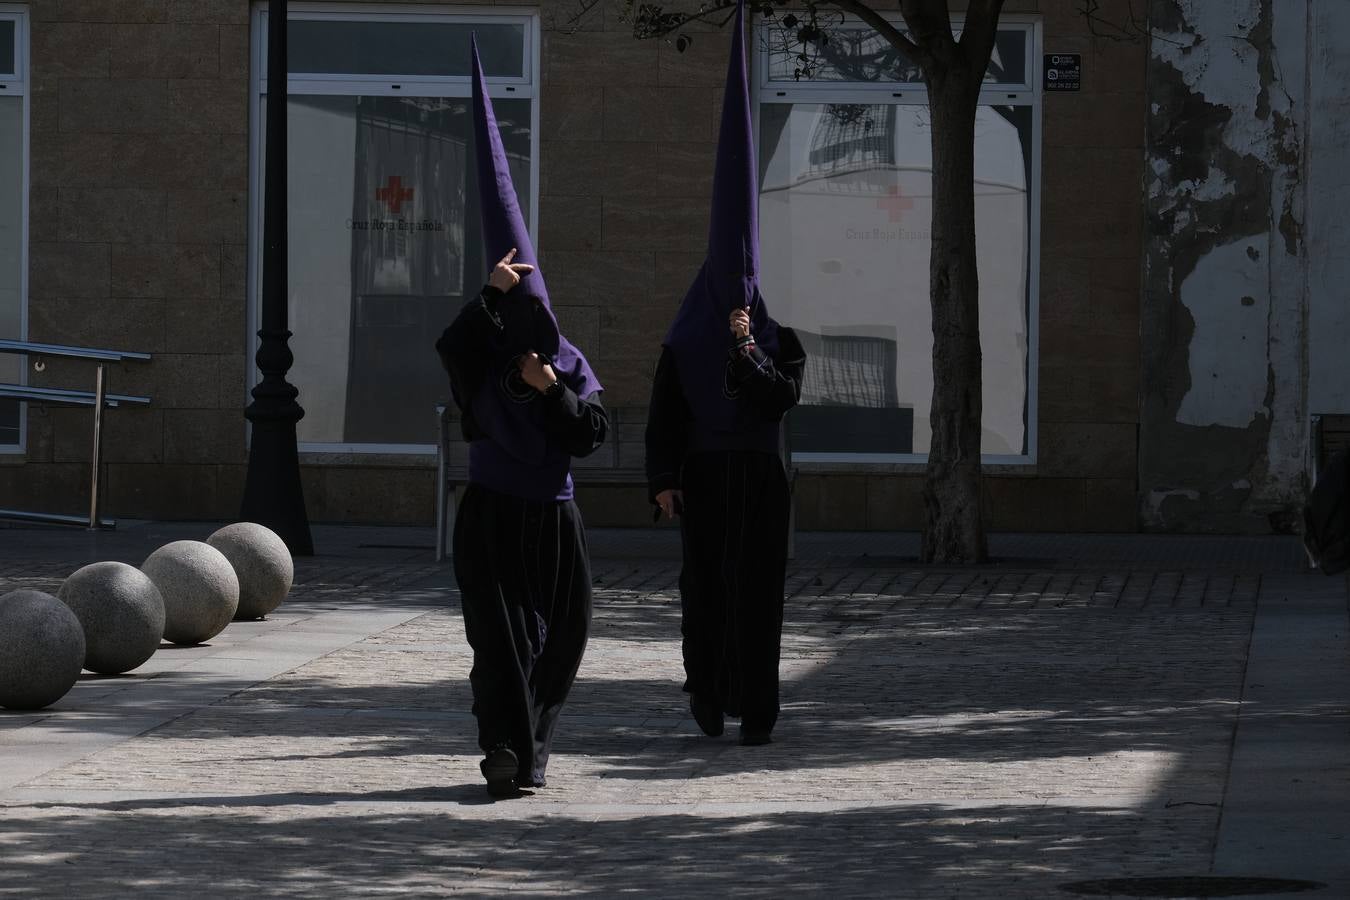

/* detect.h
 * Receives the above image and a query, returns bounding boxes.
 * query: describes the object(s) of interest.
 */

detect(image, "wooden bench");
[434,403,795,560]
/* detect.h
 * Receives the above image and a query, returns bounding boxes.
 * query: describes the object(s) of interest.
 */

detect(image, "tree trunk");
[920,65,987,564]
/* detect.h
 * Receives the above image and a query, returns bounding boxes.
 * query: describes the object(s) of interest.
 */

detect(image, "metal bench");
[1312,414,1350,476]
[0,340,152,529]
[434,403,796,561]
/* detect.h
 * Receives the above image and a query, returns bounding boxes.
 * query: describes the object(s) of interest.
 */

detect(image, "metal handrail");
[0,384,151,408]
[0,509,114,528]
[0,339,152,363]
[1,341,152,529]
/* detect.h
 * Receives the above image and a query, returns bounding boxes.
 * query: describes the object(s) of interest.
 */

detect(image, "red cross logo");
[376,176,414,214]
[876,184,914,223]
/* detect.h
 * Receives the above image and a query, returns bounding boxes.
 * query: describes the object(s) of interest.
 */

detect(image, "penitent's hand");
[518,352,558,393]
[655,489,684,520]
[488,248,535,292]
[729,308,751,340]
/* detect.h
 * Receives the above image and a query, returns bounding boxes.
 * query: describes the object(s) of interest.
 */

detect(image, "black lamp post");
[241,0,314,555]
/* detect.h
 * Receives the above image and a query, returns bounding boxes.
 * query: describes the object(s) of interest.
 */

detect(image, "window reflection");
[766,27,1029,86]
[0,21,13,75]
[283,95,533,445]
[760,102,1031,456]
[286,21,525,78]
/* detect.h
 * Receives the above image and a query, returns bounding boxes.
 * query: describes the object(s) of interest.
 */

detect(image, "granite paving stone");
[0,524,1344,896]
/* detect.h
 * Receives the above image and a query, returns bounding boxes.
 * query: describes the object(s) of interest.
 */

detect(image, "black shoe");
[690,693,724,737]
[739,728,772,746]
[480,746,519,797]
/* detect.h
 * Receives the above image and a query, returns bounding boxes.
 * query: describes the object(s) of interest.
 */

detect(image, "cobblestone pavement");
[0,526,1345,897]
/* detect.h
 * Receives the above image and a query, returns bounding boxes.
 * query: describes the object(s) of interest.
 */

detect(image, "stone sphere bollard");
[0,590,86,710]
[207,522,294,621]
[141,541,240,646]
[58,562,166,675]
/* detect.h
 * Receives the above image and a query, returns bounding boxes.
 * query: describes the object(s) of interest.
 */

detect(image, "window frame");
[759,18,1036,94]
[755,13,1042,467]
[247,2,542,455]
[0,4,28,456]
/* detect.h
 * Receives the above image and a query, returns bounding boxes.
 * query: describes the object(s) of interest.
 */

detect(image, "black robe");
[645,328,805,733]
[436,288,608,786]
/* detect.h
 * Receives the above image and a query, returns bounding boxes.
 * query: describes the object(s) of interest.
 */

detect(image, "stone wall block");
[55,2,168,24]
[1040,422,1138,478]
[166,79,246,134]
[57,188,166,243]
[541,140,654,197]
[28,297,165,354]
[59,78,167,133]
[864,476,925,530]
[604,86,711,143]
[539,195,602,251]
[110,24,219,79]
[657,33,731,87]
[163,408,244,465]
[545,30,656,87]
[165,190,246,243]
[105,463,220,519]
[602,196,708,253]
[52,406,163,464]
[168,1,250,25]
[31,22,111,78]
[145,353,225,409]
[656,142,717,198]
[42,133,128,189]
[540,84,604,141]
[29,243,111,300]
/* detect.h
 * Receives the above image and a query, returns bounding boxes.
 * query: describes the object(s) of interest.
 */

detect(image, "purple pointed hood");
[663,0,780,428]
[471,35,549,310]
[467,36,601,477]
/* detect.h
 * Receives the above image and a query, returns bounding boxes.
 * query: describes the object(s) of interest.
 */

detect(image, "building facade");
[0,1,1340,533]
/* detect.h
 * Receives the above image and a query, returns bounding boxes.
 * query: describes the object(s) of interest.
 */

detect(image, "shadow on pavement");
[0,799,1238,896]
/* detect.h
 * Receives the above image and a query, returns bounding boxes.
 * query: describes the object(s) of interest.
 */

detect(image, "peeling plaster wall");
[1174,234,1271,429]
[1307,2,1350,416]
[1141,0,1328,532]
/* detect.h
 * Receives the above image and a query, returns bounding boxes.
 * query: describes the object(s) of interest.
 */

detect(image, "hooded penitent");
[466,37,601,500]
[663,0,781,449]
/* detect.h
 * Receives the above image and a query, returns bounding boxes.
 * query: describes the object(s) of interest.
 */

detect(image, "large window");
[758,19,1040,463]
[0,6,27,451]
[250,5,538,452]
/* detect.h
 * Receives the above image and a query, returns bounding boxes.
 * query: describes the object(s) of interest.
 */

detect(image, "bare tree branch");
[1076,0,1142,42]
[828,0,927,66]
[558,0,605,34]
[1073,0,1181,46]
[624,0,738,43]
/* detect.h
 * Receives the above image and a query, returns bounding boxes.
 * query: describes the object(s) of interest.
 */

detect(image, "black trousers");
[678,451,790,733]
[453,484,592,785]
